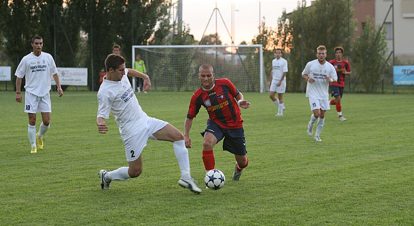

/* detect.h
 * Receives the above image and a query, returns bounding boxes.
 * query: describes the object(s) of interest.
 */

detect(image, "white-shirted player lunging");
[269,48,288,116]
[302,45,337,142]
[96,54,201,194]
[15,35,64,154]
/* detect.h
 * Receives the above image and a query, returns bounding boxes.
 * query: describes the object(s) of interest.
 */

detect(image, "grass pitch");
[0,91,413,225]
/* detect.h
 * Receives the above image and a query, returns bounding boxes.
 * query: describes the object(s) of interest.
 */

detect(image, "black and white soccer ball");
[204,169,225,190]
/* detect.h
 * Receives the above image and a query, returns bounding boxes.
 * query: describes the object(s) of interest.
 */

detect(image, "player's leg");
[36,94,52,149]
[329,86,336,105]
[337,87,346,121]
[222,128,248,181]
[315,100,329,142]
[152,121,201,193]
[307,98,320,136]
[269,80,279,115]
[25,92,39,153]
[276,80,286,116]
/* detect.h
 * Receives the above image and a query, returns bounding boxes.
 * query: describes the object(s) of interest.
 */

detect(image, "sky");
[182,0,312,45]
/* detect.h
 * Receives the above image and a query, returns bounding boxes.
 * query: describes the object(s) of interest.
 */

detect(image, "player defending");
[302,45,337,142]
[329,47,351,121]
[97,54,201,194]
[184,64,250,181]
[269,48,288,116]
[15,35,63,154]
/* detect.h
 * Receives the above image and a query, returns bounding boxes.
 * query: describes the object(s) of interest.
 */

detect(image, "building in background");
[354,0,414,63]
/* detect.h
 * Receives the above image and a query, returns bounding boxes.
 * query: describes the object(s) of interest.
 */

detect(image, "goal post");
[131,45,265,93]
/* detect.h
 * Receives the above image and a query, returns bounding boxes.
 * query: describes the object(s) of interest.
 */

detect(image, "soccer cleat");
[36,133,44,150]
[314,136,322,142]
[276,113,283,117]
[99,170,111,190]
[30,146,37,154]
[232,164,243,181]
[339,116,347,121]
[307,123,313,136]
[178,178,202,194]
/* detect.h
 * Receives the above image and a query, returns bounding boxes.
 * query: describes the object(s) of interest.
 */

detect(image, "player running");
[184,64,250,181]
[329,46,351,121]
[302,45,337,142]
[96,54,201,194]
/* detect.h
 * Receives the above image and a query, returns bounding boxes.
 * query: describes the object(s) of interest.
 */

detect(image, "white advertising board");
[52,67,88,86]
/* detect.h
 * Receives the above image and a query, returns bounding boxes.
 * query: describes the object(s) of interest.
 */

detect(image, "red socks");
[336,102,342,112]
[330,99,336,105]
[202,150,215,171]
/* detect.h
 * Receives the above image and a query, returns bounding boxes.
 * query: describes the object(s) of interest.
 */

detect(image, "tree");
[200,33,222,45]
[351,20,388,92]
[280,0,354,92]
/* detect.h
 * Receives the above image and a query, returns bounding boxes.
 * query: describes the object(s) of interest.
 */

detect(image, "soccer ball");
[204,169,225,190]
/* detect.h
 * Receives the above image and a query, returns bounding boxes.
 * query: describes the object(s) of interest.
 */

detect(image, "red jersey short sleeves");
[187,78,243,129]
[329,59,351,87]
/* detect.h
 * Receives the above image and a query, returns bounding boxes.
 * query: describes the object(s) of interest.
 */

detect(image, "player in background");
[269,48,288,116]
[97,54,201,194]
[184,64,250,181]
[302,45,337,142]
[133,53,147,93]
[329,47,351,121]
[15,35,63,154]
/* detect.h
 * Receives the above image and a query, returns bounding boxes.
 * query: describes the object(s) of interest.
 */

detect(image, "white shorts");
[123,117,168,162]
[308,97,330,111]
[269,79,286,93]
[24,92,51,113]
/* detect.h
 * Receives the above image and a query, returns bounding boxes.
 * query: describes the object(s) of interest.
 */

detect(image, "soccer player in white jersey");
[302,45,337,142]
[269,48,288,116]
[96,54,201,194]
[15,35,63,154]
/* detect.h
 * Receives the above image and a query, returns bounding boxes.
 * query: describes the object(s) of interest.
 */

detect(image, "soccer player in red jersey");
[329,47,351,121]
[184,64,250,181]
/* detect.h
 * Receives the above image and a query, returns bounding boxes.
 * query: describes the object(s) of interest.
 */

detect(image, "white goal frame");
[131,44,265,93]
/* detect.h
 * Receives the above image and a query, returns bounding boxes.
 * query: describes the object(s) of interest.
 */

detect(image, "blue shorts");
[201,120,247,156]
[330,86,344,98]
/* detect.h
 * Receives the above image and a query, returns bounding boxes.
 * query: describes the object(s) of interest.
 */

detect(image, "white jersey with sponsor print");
[302,59,337,100]
[271,57,288,80]
[97,73,148,141]
[15,52,58,97]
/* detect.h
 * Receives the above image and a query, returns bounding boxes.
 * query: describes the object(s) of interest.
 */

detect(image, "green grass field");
[1,91,413,225]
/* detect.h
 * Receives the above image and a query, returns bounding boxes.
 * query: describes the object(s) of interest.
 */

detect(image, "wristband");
[16,92,21,94]
[237,100,243,106]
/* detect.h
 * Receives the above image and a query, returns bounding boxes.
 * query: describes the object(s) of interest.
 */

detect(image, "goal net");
[131,45,264,92]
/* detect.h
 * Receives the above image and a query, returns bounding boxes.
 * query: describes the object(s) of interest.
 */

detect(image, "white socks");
[39,122,49,137]
[309,114,317,126]
[107,167,130,181]
[173,140,191,180]
[315,118,325,137]
[28,124,36,147]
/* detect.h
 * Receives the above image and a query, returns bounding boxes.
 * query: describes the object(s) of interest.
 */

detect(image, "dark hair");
[31,35,43,43]
[334,46,344,53]
[105,54,125,72]
[274,48,283,53]
[112,44,121,50]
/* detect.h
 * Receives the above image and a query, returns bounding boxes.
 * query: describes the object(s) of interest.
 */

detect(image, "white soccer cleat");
[276,113,283,117]
[314,136,322,142]
[99,170,111,190]
[339,116,347,121]
[178,178,202,194]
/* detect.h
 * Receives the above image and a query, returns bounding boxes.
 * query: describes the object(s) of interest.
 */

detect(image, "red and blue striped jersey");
[187,78,243,129]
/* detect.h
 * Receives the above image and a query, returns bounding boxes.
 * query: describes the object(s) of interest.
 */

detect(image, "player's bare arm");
[96,117,108,134]
[15,77,23,103]
[53,73,64,97]
[127,68,151,91]
[236,93,250,109]
[184,118,193,148]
